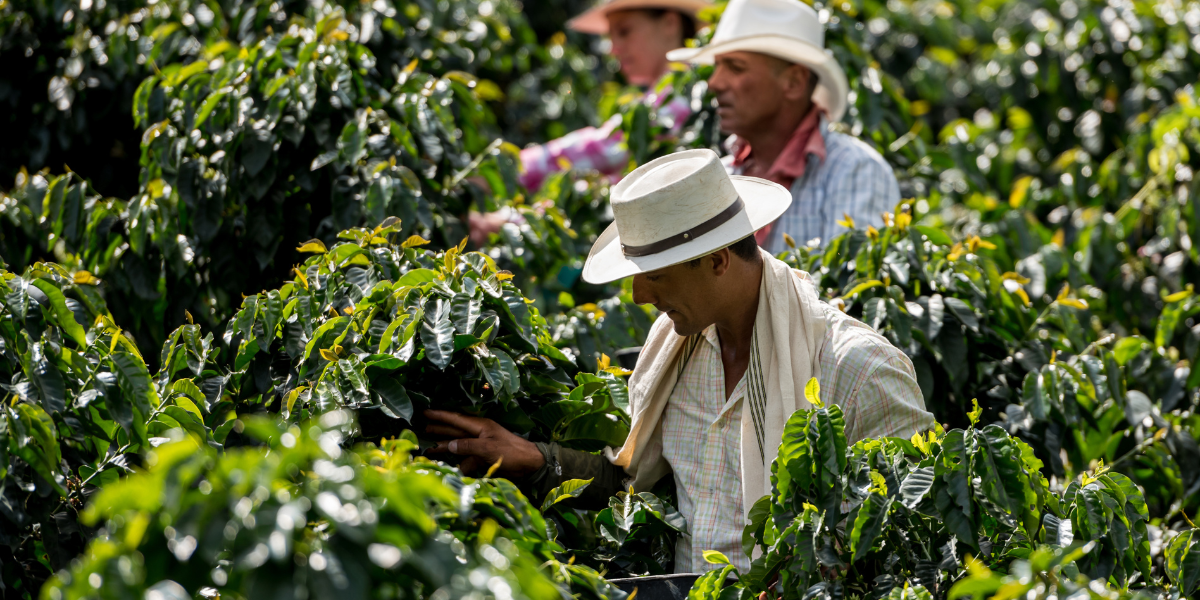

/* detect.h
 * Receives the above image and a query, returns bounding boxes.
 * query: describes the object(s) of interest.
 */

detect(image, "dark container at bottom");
[608,574,703,600]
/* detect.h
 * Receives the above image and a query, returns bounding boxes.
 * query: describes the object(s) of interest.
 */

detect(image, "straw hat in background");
[567,0,713,35]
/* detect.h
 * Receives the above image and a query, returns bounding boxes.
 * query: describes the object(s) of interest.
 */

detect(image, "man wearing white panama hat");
[667,0,900,252]
[426,150,933,574]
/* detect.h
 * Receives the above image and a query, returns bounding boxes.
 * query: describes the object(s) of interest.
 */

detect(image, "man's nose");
[708,67,728,92]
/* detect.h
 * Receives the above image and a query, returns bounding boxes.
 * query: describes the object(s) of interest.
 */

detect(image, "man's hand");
[423,410,545,478]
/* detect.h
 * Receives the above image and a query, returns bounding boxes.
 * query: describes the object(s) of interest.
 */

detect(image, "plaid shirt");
[727,117,900,252]
[661,300,934,574]
[519,93,692,191]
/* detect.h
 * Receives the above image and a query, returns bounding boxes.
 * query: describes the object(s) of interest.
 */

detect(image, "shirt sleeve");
[844,354,936,442]
[520,442,628,511]
[820,152,901,245]
[518,94,694,192]
[519,115,628,191]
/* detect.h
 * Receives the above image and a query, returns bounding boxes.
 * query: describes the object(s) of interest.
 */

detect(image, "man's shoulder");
[821,128,892,171]
[817,302,907,371]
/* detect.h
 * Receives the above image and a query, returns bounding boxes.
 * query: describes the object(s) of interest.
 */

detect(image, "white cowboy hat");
[568,0,713,35]
[582,149,791,284]
[666,0,850,121]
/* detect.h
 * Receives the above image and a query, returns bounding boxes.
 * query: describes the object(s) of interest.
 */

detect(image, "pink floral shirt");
[519,91,692,190]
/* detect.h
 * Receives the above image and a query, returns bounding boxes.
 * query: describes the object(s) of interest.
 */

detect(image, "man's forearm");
[522,442,627,511]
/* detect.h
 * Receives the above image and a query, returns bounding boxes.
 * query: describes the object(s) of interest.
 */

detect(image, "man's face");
[708,51,797,136]
[630,257,723,337]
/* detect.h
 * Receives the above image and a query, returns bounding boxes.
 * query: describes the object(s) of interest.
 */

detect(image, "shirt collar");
[730,108,827,187]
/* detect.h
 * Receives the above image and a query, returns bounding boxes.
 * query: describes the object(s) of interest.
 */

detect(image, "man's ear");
[709,248,733,277]
[782,64,813,102]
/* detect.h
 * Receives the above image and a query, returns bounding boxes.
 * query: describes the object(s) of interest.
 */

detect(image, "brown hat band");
[619,197,745,258]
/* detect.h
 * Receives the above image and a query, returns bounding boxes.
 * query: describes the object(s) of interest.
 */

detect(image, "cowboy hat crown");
[582,149,791,284]
[667,0,850,121]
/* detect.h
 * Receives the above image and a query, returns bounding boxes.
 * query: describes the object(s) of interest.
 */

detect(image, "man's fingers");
[448,437,494,457]
[425,444,485,475]
[423,410,488,436]
[427,439,492,456]
[424,424,471,438]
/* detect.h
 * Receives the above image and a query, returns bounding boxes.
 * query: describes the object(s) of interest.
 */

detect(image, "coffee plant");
[0,0,606,196]
[4,0,1200,598]
[37,414,625,600]
[219,219,631,451]
[689,382,1176,599]
[0,217,650,596]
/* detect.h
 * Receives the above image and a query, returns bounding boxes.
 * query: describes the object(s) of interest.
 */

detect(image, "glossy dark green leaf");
[6,402,67,495]
[30,279,87,347]
[540,478,593,512]
[492,348,520,397]
[420,298,455,370]
[917,294,945,341]
[559,413,629,447]
[975,425,1034,525]
[862,297,886,331]
[898,466,935,509]
[886,298,912,346]
[1166,529,1200,597]
[1021,370,1047,421]
[451,293,482,336]
[933,430,977,550]
[373,376,413,421]
[25,340,65,414]
[849,492,890,562]
[109,352,158,421]
[942,297,980,333]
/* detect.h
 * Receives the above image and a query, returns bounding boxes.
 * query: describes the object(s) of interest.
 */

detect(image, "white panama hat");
[567,0,713,35]
[582,149,791,284]
[666,0,850,121]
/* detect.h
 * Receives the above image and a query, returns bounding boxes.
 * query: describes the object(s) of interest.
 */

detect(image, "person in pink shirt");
[469,0,709,245]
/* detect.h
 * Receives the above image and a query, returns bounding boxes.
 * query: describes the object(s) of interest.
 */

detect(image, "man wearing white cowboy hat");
[667,0,900,252]
[425,150,933,574]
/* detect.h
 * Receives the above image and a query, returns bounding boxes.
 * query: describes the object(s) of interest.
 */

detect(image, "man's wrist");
[519,442,558,485]
[508,437,547,478]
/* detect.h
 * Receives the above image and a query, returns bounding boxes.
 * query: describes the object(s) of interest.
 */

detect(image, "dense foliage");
[37,415,624,600]
[0,0,605,196]
[3,0,1200,598]
[0,226,638,597]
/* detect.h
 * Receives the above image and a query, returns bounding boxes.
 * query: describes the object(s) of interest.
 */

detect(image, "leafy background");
[1,0,1200,598]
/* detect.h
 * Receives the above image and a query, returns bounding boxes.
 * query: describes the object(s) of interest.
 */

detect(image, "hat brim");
[582,175,791,284]
[568,0,712,34]
[667,35,849,121]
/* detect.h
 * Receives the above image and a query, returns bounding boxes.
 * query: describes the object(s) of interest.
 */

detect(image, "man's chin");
[667,313,702,337]
[716,108,736,129]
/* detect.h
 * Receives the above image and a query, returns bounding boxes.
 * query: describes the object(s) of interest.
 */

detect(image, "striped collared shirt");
[727,118,900,253]
[660,301,935,574]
